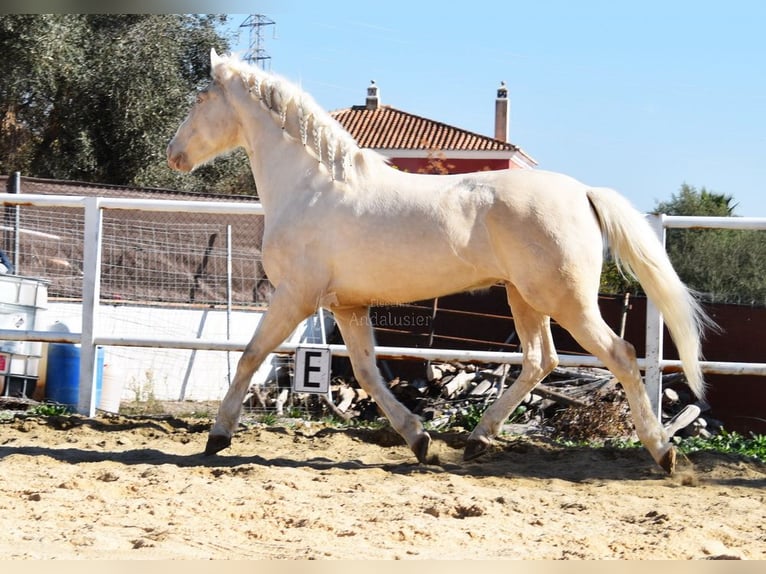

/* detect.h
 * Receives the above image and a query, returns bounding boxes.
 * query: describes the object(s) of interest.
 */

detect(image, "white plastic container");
[0,275,48,398]
[0,274,48,308]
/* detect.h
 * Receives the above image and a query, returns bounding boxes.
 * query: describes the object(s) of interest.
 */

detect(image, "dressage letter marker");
[293,347,331,394]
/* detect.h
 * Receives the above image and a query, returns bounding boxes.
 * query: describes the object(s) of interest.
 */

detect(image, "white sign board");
[293,346,332,394]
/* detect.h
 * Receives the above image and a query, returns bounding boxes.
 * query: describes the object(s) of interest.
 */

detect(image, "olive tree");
[0,14,256,195]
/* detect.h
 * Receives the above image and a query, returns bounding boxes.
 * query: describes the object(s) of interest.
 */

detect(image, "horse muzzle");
[166,145,192,173]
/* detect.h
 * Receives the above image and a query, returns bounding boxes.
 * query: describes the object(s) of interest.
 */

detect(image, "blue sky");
[219,1,765,215]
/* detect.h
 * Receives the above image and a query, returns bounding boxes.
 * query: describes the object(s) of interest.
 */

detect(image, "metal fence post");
[226,224,233,386]
[12,172,20,273]
[78,196,103,416]
[644,213,666,419]
[3,172,21,273]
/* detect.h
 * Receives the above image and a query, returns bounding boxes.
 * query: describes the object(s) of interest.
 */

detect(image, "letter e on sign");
[293,347,331,394]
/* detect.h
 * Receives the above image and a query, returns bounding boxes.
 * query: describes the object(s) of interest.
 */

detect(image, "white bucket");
[97,363,124,413]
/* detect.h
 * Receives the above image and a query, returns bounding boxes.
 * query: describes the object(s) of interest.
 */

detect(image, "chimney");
[366,80,379,110]
[494,81,509,142]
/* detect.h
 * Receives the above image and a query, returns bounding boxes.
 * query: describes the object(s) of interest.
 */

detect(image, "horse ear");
[210,47,222,68]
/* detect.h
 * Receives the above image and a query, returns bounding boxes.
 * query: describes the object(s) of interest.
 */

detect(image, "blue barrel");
[45,345,104,411]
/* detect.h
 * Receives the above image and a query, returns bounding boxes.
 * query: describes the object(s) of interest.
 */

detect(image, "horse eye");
[194,87,214,104]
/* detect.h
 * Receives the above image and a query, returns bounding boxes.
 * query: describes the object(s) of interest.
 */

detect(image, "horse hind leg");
[332,306,432,463]
[556,305,676,473]
[465,283,559,461]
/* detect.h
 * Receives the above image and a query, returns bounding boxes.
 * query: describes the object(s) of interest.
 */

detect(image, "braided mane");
[223,55,368,182]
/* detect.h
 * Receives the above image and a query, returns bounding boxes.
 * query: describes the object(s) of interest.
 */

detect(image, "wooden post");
[619,292,630,339]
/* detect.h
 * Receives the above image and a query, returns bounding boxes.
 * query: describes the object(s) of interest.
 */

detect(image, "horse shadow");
[2,423,764,488]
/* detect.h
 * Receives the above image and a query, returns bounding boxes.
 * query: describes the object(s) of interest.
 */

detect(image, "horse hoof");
[659,446,677,475]
[413,433,432,464]
[463,437,491,461]
[204,434,231,456]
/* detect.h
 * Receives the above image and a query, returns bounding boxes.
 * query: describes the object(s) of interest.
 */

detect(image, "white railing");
[0,193,764,418]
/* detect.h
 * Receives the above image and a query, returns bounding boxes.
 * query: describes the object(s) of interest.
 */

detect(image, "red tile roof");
[330,104,519,153]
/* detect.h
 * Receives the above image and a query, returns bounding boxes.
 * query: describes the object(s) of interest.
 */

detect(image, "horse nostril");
[167,150,190,172]
[167,143,181,167]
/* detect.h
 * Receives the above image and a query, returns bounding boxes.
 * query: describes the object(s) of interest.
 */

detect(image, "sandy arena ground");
[1,409,765,560]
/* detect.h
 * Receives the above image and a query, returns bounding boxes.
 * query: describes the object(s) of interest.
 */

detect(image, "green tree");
[600,183,765,306]
[0,15,89,175]
[599,257,642,296]
[0,14,256,196]
[655,184,765,306]
[654,183,736,217]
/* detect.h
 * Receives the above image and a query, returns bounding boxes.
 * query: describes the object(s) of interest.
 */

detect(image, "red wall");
[389,157,517,174]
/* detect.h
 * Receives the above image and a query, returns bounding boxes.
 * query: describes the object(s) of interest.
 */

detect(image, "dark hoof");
[463,437,491,462]
[659,446,677,475]
[204,434,231,456]
[413,433,432,464]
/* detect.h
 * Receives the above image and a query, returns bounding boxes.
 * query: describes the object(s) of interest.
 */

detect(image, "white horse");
[168,49,709,474]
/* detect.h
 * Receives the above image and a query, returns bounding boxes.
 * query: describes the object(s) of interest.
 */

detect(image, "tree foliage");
[600,183,766,306]
[0,14,256,195]
[656,184,765,306]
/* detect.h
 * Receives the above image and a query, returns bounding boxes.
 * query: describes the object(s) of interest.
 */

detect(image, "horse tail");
[586,187,711,400]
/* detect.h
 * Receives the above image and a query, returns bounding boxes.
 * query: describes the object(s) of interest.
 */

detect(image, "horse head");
[167,48,243,172]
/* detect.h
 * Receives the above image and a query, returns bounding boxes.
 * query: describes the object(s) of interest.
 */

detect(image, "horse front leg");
[332,306,432,463]
[205,285,313,455]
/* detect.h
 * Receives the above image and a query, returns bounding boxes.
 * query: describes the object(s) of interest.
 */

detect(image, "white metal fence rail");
[0,193,764,418]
